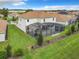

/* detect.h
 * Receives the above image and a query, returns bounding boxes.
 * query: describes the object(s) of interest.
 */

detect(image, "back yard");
[7,25,36,56]
[30,31,79,59]
[0,24,79,59]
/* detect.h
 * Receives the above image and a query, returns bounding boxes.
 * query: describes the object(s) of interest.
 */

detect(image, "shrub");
[0,51,7,59]
[64,26,71,35]
[6,45,12,57]
[70,24,75,33]
[37,32,43,46]
[14,48,23,57]
[65,29,71,35]
[75,22,79,31]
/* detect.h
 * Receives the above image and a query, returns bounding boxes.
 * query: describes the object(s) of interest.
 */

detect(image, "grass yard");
[7,25,36,55]
[44,31,66,41]
[1,24,79,59]
[30,32,79,59]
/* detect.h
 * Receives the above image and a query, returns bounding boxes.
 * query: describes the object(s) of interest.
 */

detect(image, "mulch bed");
[31,31,79,50]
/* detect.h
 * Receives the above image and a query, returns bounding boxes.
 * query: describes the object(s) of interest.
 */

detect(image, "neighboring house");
[8,12,19,18]
[68,11,79,16]
[0,14,4,18]
[15,11,76,32]
[0,20,7,41]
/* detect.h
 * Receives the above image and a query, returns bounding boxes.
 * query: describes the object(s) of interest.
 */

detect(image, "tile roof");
[9,12,19,17]
[0,20,7,33]
[19,11,76,22]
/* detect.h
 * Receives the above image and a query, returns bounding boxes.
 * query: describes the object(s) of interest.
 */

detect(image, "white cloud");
[0,0,27,6]
[32,5,79,10]
[0,0,22,2]
[13,2,26,6]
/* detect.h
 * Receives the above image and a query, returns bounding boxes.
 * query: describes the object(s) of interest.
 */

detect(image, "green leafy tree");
[25,9,33,13]
[1,8,9,20]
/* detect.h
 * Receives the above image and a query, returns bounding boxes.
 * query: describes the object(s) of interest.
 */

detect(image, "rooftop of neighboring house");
[8,12,19,17]
[0,20,7,33]
[19,11,77,22]
[68,11,79,15]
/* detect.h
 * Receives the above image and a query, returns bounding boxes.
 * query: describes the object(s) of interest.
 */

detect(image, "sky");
[0,0,79,10]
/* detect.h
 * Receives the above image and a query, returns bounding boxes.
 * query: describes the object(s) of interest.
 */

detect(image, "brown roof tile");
[20,11,76,22]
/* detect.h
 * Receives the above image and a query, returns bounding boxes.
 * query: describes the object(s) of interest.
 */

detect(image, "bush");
[75,22,79,31]
[70,24,75,33]
[64,26,71,35]
[37,32,43,46]
[6,45,12,57]
[65,29,71,35]
[14,48,23,57]
[0,51,7,59]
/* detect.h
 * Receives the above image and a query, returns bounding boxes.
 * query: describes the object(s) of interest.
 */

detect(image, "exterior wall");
[25,17,56,25]
[65,21,69,25]
[16,18,26,32]
[25,18,38,26]
[44,17,56,23]
[16,17,67,33]
[0,34,5,41]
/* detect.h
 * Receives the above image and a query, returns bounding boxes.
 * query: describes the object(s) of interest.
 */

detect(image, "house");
[8,12,19,18]
[0,14,4,18]
[14,11,76,36]
[0,20,7,41]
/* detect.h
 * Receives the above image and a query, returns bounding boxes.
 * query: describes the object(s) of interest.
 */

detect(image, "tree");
[25,9,33,13]
[1,8,9,20]
[12,16,18,21]
[37,32,43,46]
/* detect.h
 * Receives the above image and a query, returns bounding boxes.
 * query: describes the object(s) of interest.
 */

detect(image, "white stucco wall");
[25,17,56,25]
[0,34,5,41]
[25,18,38,26]
[44,18,56,23]
[15,17,67,33]
[16,18,26,32]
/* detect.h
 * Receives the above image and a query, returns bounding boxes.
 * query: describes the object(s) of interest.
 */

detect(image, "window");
[27,19,29,22]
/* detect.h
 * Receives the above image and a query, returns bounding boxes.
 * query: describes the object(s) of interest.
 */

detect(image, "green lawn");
[30,32,79,59]
[44,31,66,41]
[1,24,79,59]
[7,25,36,55]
